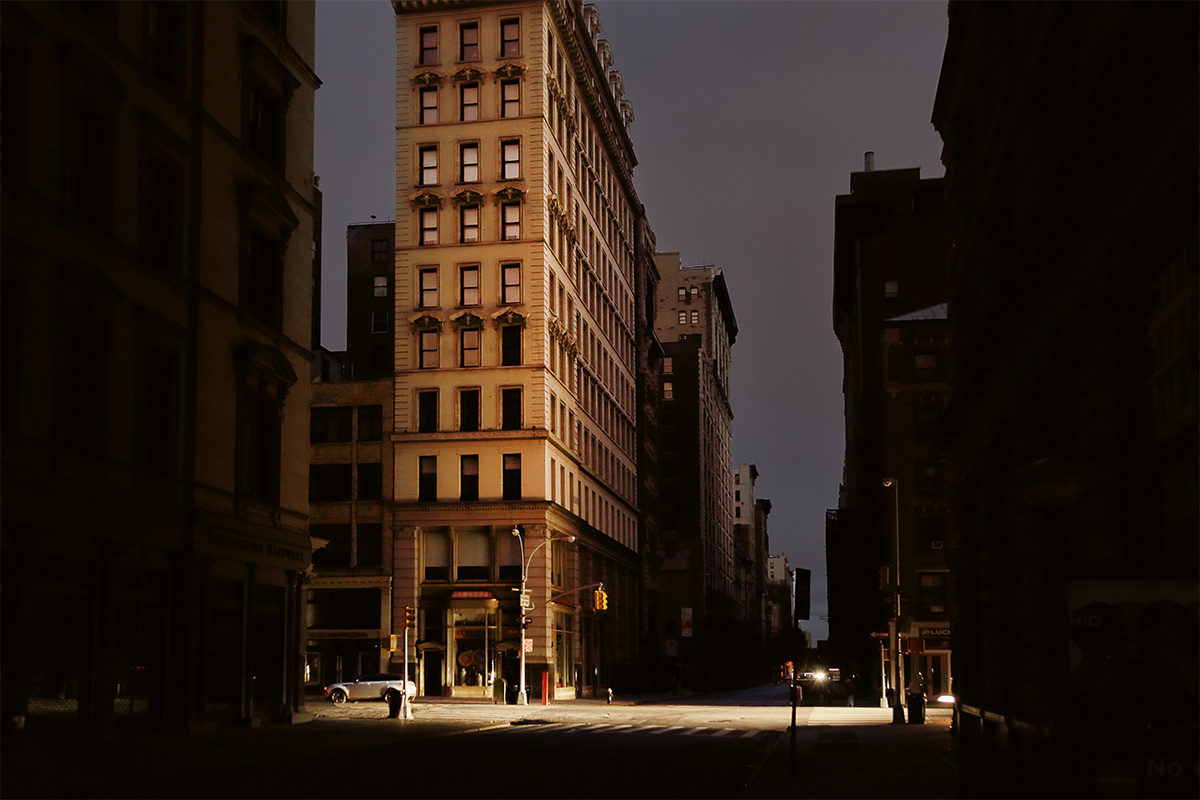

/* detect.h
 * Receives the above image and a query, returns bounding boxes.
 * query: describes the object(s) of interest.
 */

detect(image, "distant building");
[831,160,952,707]
[1,0,320,739]
[932,2,1198,796]
[652,253,739,689]
[390,0,647,699]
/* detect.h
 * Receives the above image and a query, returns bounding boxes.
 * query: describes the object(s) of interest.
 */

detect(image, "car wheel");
[330,689,348,705]
[384,689,399,703]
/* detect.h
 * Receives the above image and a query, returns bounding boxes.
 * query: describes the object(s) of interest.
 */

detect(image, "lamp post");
[512,527,575,705]
[882,478,905,723]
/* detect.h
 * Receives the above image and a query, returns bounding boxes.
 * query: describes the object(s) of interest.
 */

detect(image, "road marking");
[712,728,735,737]
[681,727,705,736]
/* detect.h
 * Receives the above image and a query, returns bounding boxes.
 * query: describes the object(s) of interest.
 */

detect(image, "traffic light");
[593,589,608,611]
[522,616,533,629]
[404,606,417,630]
[600,590,608,610]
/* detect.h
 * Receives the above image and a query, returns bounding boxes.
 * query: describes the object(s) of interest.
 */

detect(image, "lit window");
[690,309,699,325]
[419,267,438,307]
[418,26,438,65]
[663,357,673,374]
[419,330,438,369]
[690,286,698,299]
[460,143,479,182]
[663,381,673,400]
[500,80,520,118]
[500,18,520,58]
[677,310,686,325]
[501,263,521,304]
[459,22,479,61]
[373,275,388,297]
[502,202,520,240]
[420,209,438,245]
[419,87,438,124]
[677,287,686,301]
[461,328,481,367]
[460,205,479,243]
[460,83,478,121]
[501,139,520,179]
[460,265,479,306]
[419,145,438,185]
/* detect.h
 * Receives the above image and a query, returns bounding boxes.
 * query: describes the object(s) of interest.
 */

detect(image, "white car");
[323,673,417,704]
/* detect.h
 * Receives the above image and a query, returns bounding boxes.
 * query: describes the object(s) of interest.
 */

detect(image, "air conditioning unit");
[931,540,944,550]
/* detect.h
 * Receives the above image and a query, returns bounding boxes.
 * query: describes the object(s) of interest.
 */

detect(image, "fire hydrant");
[606,687,613,705]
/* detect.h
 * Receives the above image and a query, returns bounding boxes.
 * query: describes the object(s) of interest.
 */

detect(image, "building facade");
[1,0,320,740]
[652,253,739,690]
[390,0,645,699]
[830,160,951,709]
[932,2,1198,796]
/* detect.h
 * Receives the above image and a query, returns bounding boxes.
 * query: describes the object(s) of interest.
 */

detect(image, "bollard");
[607,687,613,705]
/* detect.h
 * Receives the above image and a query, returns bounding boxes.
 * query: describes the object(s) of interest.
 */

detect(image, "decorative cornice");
[410,314,442,330]
[412,70,444,87]
[452,189,484,206]
[411,191,443,209]
[494,63,524,80]
[452,67,485,83]
[493,186,525,203]
[449,311,483,328]
[491,309,526,326]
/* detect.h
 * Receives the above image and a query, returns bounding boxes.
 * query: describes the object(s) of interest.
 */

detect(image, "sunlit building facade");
[391,0,645,699]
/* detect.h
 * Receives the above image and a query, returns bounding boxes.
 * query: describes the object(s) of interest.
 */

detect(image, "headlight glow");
[814,671,826,681]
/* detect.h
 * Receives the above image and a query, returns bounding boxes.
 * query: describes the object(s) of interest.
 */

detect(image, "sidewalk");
[742,707,958,799]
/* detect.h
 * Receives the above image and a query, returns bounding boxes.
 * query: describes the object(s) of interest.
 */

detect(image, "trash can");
[493,678,507,705]
[906,691,925,724]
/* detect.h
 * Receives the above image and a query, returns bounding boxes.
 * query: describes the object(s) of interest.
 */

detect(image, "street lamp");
[882,478,905,723]
[511,527,576,705]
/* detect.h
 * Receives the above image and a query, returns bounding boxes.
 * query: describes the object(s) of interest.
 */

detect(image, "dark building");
[1,0,320,742]
[831,159,951,708]
[342,221,396,381]
[931,2,1198,796]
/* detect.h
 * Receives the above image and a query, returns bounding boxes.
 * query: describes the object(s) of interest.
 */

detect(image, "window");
[309,464,352,502]
[140,151,183,274]
[663,381,673,400]
[460,143,479,182]
[916,515,946,551]
[501,387,522,430]
[502,202,520,240]
[460,455,479,501]
[242,227,283,327]
[419,87,438,124]
[418,455,437,501]
[460,83,479,121]
[501,139,520,179]
[502,453,521,500]
[370,311,389,334]
[311,407,352,442]
[357,463,383,501]
[460,205,479,243]
[373,275,388,297]
[247,83,285,170]
[372,239,389,263]
[914,353,939,381]
[677,287,686,301]
[500,18,520,57]
[419,329,439,368]
[884,280,899,298]
[418,26,438,65]
[501,325,521,366]
[459,21,479,61]
[356,523,383,567]
[457,528,489,580]
[424,530,450,580]
[460,265,480,306]
[418,146,439,187]
[417,389,438,433]
[419,267,438,307]
[690,309,699,325]
[500,79,520,118]
[677,310,686,325]
[460,328,481,367]
[663,357,673,374]
[420,209,438,245]
[915,462,944,493]
[918,572,948,614]
[145,1,185,89]
[459,388,479,431]
[690,286,699,300]
[358,405,383,441]
[134,341,180,477]
[501,263,521,304]
[311,524,351,569]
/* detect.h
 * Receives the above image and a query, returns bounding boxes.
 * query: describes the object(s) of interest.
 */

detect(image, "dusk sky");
[314,0,950,642]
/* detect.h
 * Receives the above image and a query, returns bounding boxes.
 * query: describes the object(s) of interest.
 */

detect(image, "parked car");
[323,673,417,705]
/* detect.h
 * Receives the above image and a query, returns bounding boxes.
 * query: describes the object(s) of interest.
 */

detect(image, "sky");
[314,0,950,642]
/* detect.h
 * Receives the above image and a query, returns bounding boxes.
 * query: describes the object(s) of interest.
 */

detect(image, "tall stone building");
[1,0,320,740]
[932,2,1198,796]
[390,0,646,699]
[652,253,738,690]
[831,160,951,709]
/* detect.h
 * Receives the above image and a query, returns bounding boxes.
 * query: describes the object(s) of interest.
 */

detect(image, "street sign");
[523,638,532,652]
[520,593,532,609]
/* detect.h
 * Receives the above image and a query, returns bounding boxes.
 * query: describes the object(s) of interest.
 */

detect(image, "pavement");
[1,693,958,799]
